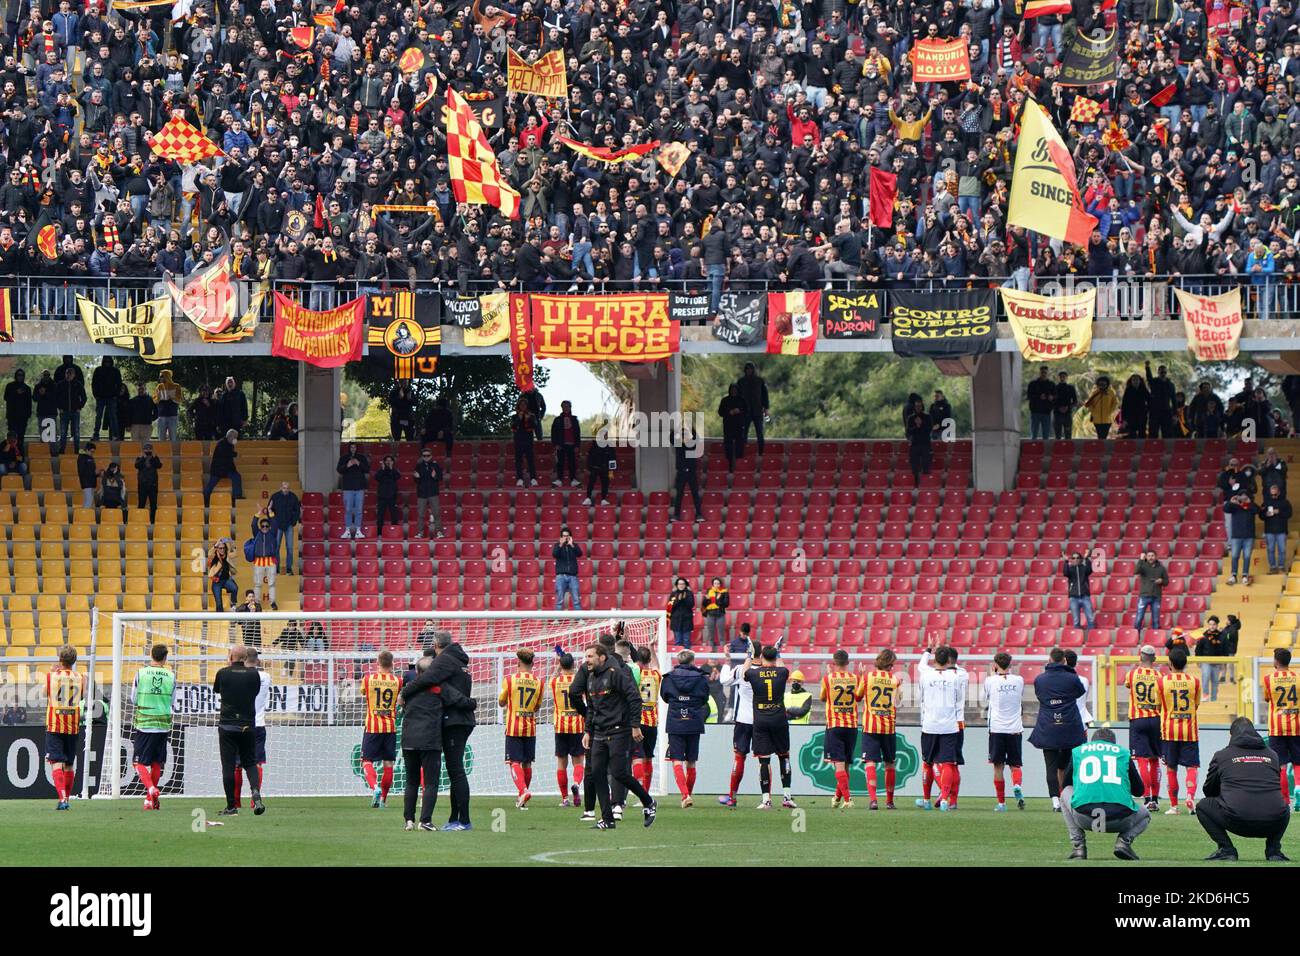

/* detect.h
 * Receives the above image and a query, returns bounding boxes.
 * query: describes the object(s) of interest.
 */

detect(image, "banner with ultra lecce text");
[529,293,680,362]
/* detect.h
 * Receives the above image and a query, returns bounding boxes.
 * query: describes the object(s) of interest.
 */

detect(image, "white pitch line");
[529,839,854,865]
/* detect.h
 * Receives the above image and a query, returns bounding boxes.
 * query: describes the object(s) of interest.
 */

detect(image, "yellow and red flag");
[766,291,820,355]
[1022,0,1072,16]
[1069,96,1104,124]
[147,114,224,163]
[289,26,315,49]
[167,254,236,336]
[445,87,520,220]
[312,11,336,30]
[657,141,689,177]
[555,135,660,165]
[506,48,568,98]
[399,47,426,73]
[1008,98,1098,246]
[36,223,58,261]
[0,289,11,342]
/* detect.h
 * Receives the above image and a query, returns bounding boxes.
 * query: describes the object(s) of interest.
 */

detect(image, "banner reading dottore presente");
[529,293,680,362]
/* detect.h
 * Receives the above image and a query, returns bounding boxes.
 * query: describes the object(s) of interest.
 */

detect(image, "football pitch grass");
[3,796,1293,866]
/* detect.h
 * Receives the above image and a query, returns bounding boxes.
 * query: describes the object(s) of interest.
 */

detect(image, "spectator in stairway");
[702,577,730,650]
[1286,376,1300,435]
[667,577,696,650]
[737,363,769,458]
[134,442,162,523]
[54,364,85,455]
[99,461,126,517]
[336,441,370,540]
[1225,492,1259,587]
[4,369,31,450]
[1053,373,1077,440]
[1083,376,1118,441]
[1195,616,1228,704]
[1134,550,1168,636]
[190,387,220,441]
[1222,614,1242,683]
[1188,382,1225,439]
[154,370,182,443]
[1243,388,1276,440]
[267,401,298,440]
[718,383,748,472]
[905,395,933,486]
[113,384,130,443]
[583,432,616,507]
[1219,458,1256,540]
[552,526,583,612]
[1119,374,1150,440]
[1164,626,1191,653]
[511,397,539,487]
[929,390,953,440]
[249,511,281,611]
[127,383,157,442]
[76,442,97,510]
[551,400,582,487]
[1173,392,1191,438]
[0,432,28,483]
[1027,366,1056,440]
[1062,548,1095,631]
[422,397,455,459]
[389,384,417,443]
[205,430,244,504]
[235,590,263,648]
[208,541,238,612]
[273,622,306,677]
[1144,361,1178,439]
[1262,485,1292,575]
[413,447,444,538]
[90,356,121,441]
[1270,410,1293,439]
[1260,449,1288,497]
[523,387,546,442]
[673,428,703,522]
[269,482,302,574]
[374,455,402,537]
[219,377,250,436]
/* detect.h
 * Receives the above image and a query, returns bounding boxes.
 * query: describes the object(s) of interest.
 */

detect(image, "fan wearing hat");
[786,670,811,725]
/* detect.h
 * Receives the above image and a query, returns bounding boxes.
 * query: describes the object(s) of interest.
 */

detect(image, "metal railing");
[4,273,1296,324]
[1097,654,1265,725]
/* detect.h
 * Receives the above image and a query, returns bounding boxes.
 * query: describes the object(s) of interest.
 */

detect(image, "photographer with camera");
[552,526,584,611]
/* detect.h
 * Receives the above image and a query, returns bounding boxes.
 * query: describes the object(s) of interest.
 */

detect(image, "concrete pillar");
[298,363,342,494]
[631,359,681,493]
[970,351,1022,494]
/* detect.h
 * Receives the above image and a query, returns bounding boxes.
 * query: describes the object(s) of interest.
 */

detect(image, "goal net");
[103,612,667,799]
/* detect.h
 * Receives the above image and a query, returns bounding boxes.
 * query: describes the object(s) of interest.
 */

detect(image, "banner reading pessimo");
[529,293,680,362]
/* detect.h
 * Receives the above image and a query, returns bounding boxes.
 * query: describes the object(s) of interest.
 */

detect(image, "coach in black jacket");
[1196,718,1290,861]
[422,632,476,829]
[399,654,476,830]
[576,644,657,829]
[1029,648,1088,808]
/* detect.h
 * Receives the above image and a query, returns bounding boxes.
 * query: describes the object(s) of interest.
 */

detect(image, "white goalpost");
[104,611,669,800]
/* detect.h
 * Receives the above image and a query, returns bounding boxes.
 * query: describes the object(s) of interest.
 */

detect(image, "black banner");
[442,293,484,329]
[461,92,504,129]
[670,292,712,324]
[823,289,884,339]
[711,292,766,346]
[0,724,105,799]
[890,289,997,358]
[365,291,442,378]
[1058,27,1118,87]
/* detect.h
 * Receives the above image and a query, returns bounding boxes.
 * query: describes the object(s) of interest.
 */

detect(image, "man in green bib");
[1061,728,1150,861]
[131,644,177,812]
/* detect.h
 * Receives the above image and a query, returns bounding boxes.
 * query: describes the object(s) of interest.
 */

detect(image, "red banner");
[509,293,535,390]
[271,292,366,367]
[529,294,681,363]
[909,38,971,82]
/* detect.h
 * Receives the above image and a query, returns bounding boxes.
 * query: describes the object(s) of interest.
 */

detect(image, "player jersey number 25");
[869,683,894,713]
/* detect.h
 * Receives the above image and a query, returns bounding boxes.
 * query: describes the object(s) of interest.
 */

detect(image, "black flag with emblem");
[366,291,442,378]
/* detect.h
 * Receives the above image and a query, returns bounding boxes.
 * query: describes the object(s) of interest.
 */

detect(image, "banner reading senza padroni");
[823,290,884,339]
[889,289,996,358]
[529,293,680,362]
[271,292,366,367]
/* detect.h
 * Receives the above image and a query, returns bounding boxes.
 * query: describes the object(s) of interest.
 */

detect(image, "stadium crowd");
[0,0,1296,309]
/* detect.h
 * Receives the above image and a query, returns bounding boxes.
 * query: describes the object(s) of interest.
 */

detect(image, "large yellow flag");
[1008,99,1098,246]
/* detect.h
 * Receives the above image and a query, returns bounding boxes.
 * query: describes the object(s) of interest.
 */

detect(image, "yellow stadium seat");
[37,611,63,632]
[0,577,10,595]
[179,595,204,612]
[125,541,149,561]
[12,577,37,596]
[151,594,178,612]
[126,577,150,595]
[65,595,89,613]
[66,628,92,648]
[121,595,148,612]
[4,594,31,611]
[155,506,179,526]
[67,524,92,542]
[29,474,55,491]
[180,575,204,595]
[97,541,122,562]
[68,559,94,579]
[44,502,69,524]
[72,508,96,525]
[10,540,35,559]
[9,611,34,631]
[10,524,35,541]
[126,507,150,525]
[124,524,148,541]
[35,594,62,612]
[9,629,36,648]
[210,491,232,509]
[153,576,178,596]
[181,492,204,508]
[1275,613,1299,631]
[14,491,37,507]
[98,522,123,542]
[0,474,22,491]
[41,576,67,596]
[40,540,64,562]
[98,576,122,595]
[13,559,36,577]
[153,540,179,562]
[176,662,203,682]
[16,505,40,525]
[68,542,92,560]
[66,609,90,630]
[68,578,96,600]
[118,441,143,457]
[94,595,118,613]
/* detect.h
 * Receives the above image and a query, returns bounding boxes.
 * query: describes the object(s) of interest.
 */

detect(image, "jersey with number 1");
[550,672,585,734]
[500,672,542,737]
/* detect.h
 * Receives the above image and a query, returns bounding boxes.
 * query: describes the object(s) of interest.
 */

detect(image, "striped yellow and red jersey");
[1264,668,1300,737]
[45,667,84,735]
[362,671,402,733]
[820,670,860,729]
[859,669,900,735]
[1158,671,1201,742]
[639,667,662,728]
[499,671,542,737]
[1125,665,1161,720]
[550,672,585,734]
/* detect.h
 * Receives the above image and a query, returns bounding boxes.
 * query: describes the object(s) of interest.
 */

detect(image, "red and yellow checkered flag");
[1069,96,1104,125]
[147,114,224,163]
[445,87,520,220]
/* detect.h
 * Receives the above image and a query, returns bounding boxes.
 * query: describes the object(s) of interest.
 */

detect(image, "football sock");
[362,760,377,789]
[254,764,263,791]
[1010,766,1023,787]
[939,764,956,804]
[835,768,851,801]
[993,769,1006,804]
[950,765,961,804]
[863,762,877,802]
[1283,769,1291,799]
[922,762,934,801]
[729,753,745,797]
[54,768,67,801]
[557,768,569,797]
[135,764,154,792]
[758,757,772,795]
[573,763,585,787]
[380,765,393,801]
[642,759,655,790]
[885,766,896,801]
[1184,767,1198,798]
[234,768,243,805]
[778,755,792,791]
[508,761,525,795]
[1166,766,1179,803]
[686,766,697,795]
[522,764,532,789]
[673,763,689,797]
